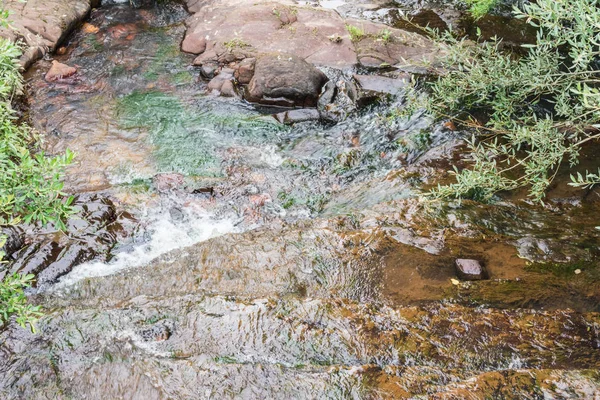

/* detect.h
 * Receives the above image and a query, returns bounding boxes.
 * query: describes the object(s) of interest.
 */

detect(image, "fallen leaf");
[82,23,99,34]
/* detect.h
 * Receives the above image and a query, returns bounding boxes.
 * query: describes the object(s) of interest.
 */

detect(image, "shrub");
[404,0,600,202]
[0,13,73,331]
[0,270,42,332]
[0,38,74,228]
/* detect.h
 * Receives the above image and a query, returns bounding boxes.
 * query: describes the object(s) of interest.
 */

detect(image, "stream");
[0,1,599,398]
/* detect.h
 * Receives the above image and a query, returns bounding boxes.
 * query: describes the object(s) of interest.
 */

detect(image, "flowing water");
[1,1,599,398]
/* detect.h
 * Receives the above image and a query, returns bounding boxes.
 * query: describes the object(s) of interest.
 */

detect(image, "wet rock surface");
[0,194,120,285]
[2,1,600,398]
[44,61,77,82]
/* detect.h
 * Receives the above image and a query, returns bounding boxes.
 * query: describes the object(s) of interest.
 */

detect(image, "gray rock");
[455,259,488,281]
[317,81,337,111]
[353,74,410,97]
[200,62,219,80]
[245,55,328,107]
[273,108,321,125]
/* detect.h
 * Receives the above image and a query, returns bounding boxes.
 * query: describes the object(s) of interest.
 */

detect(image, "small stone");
[234,57,256,85]
[455,259,487,281]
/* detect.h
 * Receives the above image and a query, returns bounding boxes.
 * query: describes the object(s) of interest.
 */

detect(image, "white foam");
[56,203,238,287]
[260,144,284,168]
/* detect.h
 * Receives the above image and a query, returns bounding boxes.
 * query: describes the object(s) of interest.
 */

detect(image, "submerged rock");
[246,54,328,107]
[0,226,24,261]
[353,73,409,97]
[44,61,77,82]
[273,108,321,124]
[455,258,488,281]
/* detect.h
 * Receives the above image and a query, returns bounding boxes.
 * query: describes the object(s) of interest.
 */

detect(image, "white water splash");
[259,144,284,168]
[56,203,238,288]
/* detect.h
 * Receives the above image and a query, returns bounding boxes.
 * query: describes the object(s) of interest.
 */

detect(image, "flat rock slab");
[184,0,440,70]
[273,108,321,124]
[353,73,410,96]
[0,0,98,68]
[455,258,488,281]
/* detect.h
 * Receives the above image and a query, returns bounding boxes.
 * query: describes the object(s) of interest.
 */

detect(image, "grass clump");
[223,37,250,52]
[346,25,366,42]
[464,0,498,19]
[403,0,600,202]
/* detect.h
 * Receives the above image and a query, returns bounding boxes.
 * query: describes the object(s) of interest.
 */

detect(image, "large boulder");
[246,54,328,107]
[184,0,440,71]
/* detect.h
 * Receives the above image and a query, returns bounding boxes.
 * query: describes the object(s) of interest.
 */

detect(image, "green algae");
[115,90,285,177]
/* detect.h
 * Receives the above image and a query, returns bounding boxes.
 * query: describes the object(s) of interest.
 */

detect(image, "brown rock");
[45,61,77,82]
[183,1,358,69]
[181,33,207,54]
[246,54,328,107]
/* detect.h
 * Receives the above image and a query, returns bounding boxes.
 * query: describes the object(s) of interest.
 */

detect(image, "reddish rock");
[220,80,238,97]
[182,1,441,71]
[0,0,94,67]
[45,61,77,82]
[181,33,206,54]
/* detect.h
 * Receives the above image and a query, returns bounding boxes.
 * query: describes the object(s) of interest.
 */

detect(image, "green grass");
[346,25,366,42]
